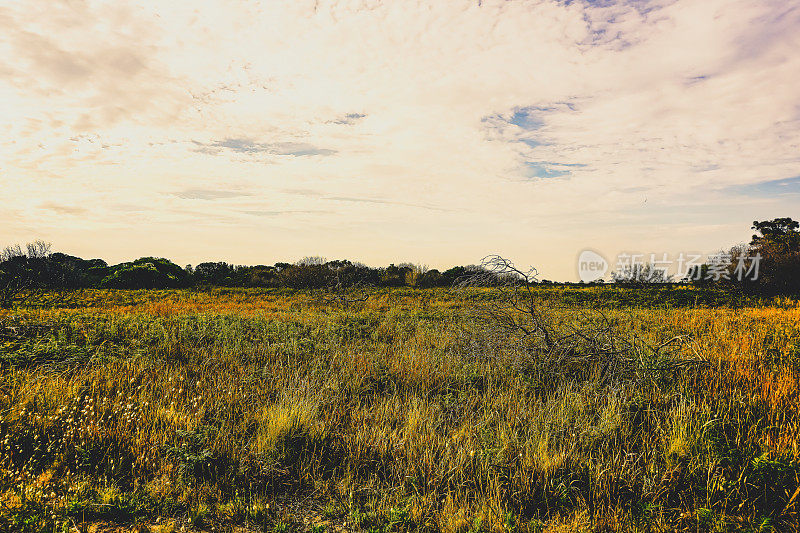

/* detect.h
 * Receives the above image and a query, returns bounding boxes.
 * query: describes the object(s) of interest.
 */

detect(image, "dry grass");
[0,287,798,532]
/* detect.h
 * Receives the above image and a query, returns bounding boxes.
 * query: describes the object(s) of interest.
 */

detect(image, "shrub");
[100,258,189,289]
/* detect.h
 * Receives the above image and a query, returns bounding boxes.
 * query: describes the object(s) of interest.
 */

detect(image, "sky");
[1,0,799,280]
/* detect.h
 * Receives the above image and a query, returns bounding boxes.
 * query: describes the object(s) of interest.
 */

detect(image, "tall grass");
[0,288,798,532]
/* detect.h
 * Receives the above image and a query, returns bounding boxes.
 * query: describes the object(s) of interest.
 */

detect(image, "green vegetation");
[1,287,798,532]
[99,257,191,289]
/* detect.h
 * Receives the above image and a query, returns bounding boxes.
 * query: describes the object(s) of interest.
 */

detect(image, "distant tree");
[244,265,278,287]
[751,218,800,251]
[193,262,237,286]
[48,252,108,287]
[380,264,413,287]
[296,256,327,266]
[416,268,443,288]
[744,217,800,294]
[440,266,472,286]
[278,262,334,289]
[326,260,377,288]
[686,264,713,287]
[612,262,672,285]
[0,241,53,308]
[100,257,189,289]
[396,263,429,287]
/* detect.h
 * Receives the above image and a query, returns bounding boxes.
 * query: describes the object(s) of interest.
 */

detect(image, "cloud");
[523,162,571,180]
[40,203,87,215]
[279,190,449,211]
[509,107,549,131]
[195,138,336,157]
[726,176,800,197]
[281,188,323,198]
[241,209,328,216]
[174,189,252,200]
[0,2,188,134]
[324,196,450,212]
[330,113,366,125]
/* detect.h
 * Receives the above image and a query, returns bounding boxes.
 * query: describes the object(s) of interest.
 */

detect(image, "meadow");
[0,286,798,532]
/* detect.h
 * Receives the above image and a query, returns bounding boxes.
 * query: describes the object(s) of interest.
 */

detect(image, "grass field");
[1,287,798,532]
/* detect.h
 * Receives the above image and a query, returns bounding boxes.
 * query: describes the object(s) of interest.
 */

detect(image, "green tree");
[100,257,189,289]
[0,241,52,308]
[746,217,800,295]
[751,218,800,251]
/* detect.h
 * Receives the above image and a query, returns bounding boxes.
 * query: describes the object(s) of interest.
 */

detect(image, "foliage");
[0,241,50,308]
[99,257,189,289]
[0,287,798,531]
[745,218,800,295]
[1,241,505,294]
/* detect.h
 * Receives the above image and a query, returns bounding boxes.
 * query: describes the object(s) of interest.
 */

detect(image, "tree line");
[0,247,494,308]
[1,217,798,308]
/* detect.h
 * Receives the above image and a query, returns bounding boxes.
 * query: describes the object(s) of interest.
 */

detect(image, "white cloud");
[1,0,798,278]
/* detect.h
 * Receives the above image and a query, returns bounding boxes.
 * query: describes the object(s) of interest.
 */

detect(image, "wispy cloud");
[725,176,800,197]
[194,138,336,157]
[40,203,87,215]
[241,209,328,216]
[281,188,323,198]
[509,107,550,131]
[324,196,449,212]
[523,162,571,180]
[174,189,252,200]
[279,190,448,212]
[330,113,366,125]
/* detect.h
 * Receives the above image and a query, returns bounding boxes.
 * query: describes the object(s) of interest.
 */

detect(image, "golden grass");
[0,288,798,532]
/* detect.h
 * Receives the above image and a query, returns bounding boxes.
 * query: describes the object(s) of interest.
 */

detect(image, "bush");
[100,258,189,289]
[0,241,53,308]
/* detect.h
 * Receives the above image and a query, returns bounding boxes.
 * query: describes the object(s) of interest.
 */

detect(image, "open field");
[1,287,799,532]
